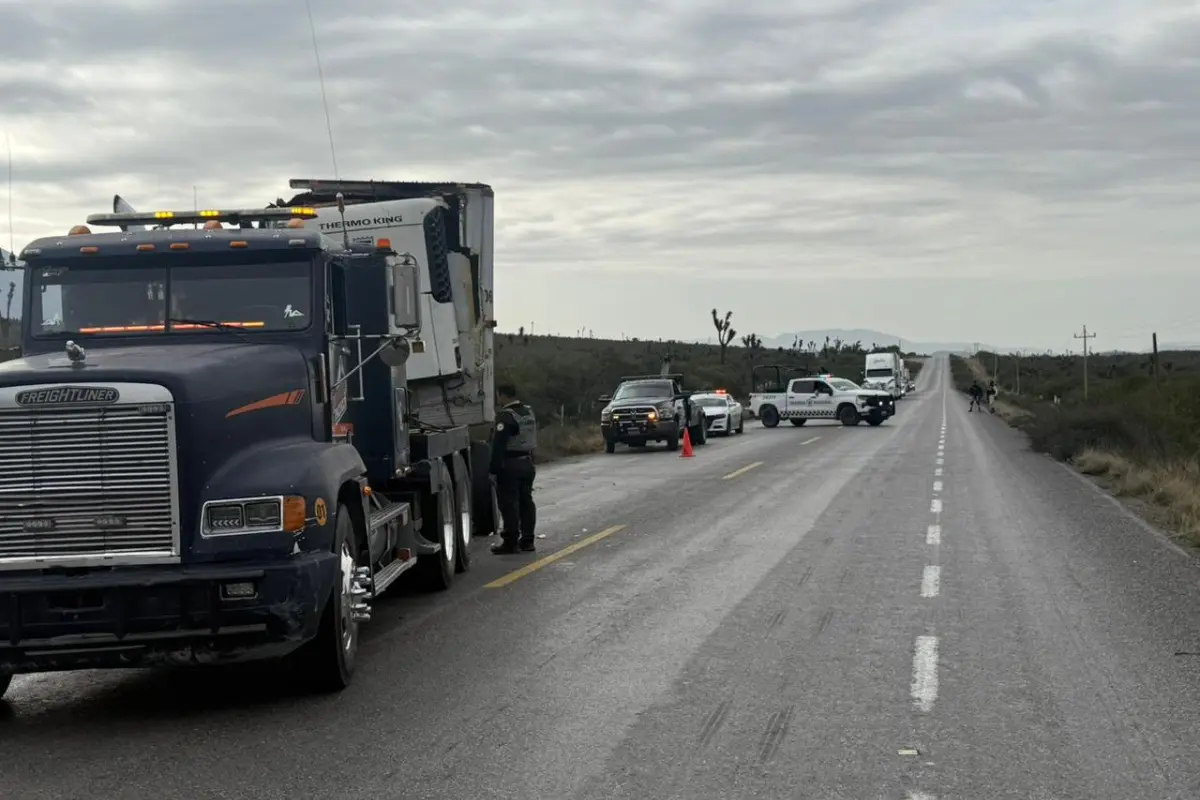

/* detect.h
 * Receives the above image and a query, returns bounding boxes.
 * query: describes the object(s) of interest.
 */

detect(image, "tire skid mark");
[756,704,796,764]
[698,698,733,747]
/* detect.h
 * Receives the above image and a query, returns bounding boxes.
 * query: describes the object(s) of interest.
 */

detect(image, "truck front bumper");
[602,418,681,443]
[0,551,339,675]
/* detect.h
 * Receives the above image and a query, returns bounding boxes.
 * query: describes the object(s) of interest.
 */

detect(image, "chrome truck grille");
[611,406,658,420]
[0,383,180,571]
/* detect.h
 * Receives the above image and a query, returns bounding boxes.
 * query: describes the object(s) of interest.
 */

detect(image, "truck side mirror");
[598,394,611,402]
[390,261,420,330]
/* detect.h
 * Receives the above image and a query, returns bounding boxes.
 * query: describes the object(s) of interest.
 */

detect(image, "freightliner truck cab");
[0,202,481,698]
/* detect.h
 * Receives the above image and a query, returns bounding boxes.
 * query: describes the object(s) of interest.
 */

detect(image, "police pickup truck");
[599,373,707,452]
[749,368,895,427]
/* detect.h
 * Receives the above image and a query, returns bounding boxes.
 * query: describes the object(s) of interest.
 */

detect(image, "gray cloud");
[1,0,1199,349]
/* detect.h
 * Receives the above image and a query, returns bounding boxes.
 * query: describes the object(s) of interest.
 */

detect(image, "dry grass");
[1072,448,1200,547]
[535,422,604,464]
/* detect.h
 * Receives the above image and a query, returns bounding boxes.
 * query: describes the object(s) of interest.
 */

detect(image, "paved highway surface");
[3,355,1200,799]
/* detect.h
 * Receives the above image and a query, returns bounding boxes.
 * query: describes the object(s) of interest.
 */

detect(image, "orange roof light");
[202,220,223,230]
[286,218,307,228]
[715,388,727,394]
[68,225,92,235]
[169,242,189,250]
[376,238,391,250]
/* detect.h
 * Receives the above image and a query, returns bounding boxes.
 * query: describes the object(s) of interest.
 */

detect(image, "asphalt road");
[3,356,1200,799]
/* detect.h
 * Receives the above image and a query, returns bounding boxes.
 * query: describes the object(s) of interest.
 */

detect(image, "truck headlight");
[601,409,612,422]
[202,495,307,537]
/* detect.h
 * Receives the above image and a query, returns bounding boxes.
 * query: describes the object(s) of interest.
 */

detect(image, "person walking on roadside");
[986,380,998,413]
[489,382,539,555]
[968,380,983,412]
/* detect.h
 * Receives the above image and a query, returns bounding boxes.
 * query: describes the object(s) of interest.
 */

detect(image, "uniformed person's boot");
[518,538,536,552]
[491,539,521,554]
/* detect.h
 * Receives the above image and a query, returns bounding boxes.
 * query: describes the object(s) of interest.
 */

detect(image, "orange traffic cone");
[680,428,694,458]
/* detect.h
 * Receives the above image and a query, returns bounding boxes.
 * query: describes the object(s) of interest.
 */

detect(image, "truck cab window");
[32,260,312,336]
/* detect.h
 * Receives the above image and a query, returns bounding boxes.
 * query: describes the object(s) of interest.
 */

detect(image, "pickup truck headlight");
[601,409,612,422]
[658,402,675,414]
[202,495,307,537]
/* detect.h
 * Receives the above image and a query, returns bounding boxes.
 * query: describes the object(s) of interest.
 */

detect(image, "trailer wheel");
[294,503,360,693]
[0,673,11,700]
[417,479,456,592]
[451,453,473,574]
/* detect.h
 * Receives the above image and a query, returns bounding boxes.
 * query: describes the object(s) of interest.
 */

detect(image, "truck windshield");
[31,259,311,337]
[865,368,894,378]
[613,382,673,400]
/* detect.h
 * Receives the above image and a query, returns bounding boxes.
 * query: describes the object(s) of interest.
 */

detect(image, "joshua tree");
[711,309,736,364]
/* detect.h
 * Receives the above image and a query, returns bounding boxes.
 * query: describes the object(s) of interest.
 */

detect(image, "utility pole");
[1074,325,1096,400]
[1152,332,1160,388]
[1014,351,1020,394]
[992,351,998,384]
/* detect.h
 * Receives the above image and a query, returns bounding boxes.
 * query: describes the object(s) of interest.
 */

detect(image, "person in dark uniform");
[489,382,538,554]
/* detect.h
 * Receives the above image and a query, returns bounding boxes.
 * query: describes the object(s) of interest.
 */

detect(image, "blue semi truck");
[0,181,497,696]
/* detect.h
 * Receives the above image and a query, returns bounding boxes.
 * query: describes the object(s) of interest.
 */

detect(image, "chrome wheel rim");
[338,538,357,655]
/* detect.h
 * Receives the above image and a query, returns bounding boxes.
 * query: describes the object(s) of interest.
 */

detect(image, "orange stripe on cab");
[226,389,307,419]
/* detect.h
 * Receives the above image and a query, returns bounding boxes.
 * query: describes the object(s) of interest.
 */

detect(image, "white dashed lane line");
[927,524,941,545]
[920,565,940,597]
[930,498,942,513]
[932,480,943,493]
[911,635,939,713]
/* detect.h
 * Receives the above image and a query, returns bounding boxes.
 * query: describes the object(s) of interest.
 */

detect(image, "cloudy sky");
[2,0,1199,351]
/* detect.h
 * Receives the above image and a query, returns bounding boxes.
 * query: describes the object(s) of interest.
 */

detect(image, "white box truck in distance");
[863,351,904,399]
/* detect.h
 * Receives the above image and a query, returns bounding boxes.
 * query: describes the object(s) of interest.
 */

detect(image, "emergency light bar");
[86,207,318,228]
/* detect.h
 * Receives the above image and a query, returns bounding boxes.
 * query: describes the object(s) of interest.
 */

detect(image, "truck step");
[371,556,419,597]
[368,499,410,531]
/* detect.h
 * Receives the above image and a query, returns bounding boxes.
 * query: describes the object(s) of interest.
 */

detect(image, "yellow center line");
[721,461,764,480]
[484,524,628,589]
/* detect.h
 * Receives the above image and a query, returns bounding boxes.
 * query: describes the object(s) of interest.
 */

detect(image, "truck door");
[787,379,815,417]
[810,380,835,418]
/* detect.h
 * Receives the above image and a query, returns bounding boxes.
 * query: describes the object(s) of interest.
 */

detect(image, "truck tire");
[605,439,616,454]
[294,503,361,693]
[417,478,456,592]
[0,673,11,700]
[451,452,473,574]
[789,418,807,427]
[838,404,860,426]
[665,429,679,451]
[760,406,780,428]
[737,416,744,434]
[692,419,707,445]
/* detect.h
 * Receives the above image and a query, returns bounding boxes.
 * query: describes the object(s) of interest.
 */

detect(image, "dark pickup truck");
[599,374,707,452]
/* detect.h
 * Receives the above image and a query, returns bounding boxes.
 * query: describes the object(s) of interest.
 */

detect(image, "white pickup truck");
[749,373,896,427]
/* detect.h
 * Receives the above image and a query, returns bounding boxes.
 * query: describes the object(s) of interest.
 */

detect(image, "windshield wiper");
[167,317,247,333]
[166,317,251,339]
